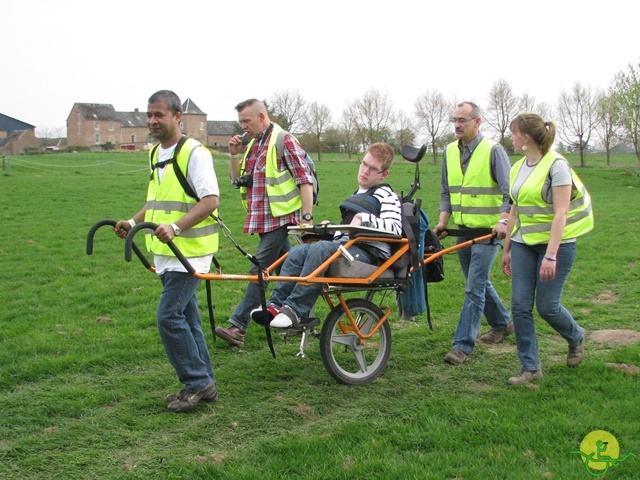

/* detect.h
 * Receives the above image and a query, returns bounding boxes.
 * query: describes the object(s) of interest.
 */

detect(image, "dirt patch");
[591,290,618,304]
[605,363,640,376]
[589,329,640,346]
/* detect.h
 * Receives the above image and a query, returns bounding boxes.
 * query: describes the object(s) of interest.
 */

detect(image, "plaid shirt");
[243,125,314,234]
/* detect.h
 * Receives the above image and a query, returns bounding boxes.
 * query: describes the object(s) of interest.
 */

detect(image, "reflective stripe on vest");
[240,123,301,216]
[510,151,594,245]
[446,138,502,228]
[145,138,219,256]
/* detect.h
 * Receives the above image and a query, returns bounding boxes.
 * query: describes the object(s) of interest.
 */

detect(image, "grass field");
[1,151,639,479]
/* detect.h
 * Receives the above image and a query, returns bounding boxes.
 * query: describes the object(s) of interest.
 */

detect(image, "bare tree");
[303,101,332,161]
[484,79,519,145]
[517,94,553,119]
[339,104,360,158]
[414,90,451,164]
[392,110,417,153]
[557,82,601,166]
[596,93,621,166]
[269,89,307,135]
[351,89,396,148]
[610,61,640,163]
[36,126,66,139]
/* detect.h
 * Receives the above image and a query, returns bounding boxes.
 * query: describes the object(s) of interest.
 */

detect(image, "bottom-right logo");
[571,430,637,476]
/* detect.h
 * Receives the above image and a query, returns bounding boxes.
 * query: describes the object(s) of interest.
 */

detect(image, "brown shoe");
[567,327,586,367]
[215,325,246,347]
[166,387,218,403]
[167,383,218,413]
[508,369,543,385]
[479,321,514,344]
[444,348,468,365]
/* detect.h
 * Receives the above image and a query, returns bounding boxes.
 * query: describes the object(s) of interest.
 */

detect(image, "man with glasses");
[251,142,402,329]
[435,101,513,365]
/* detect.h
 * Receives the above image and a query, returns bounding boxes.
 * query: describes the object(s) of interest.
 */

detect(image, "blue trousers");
[157,271,215,392]
[451,238,511,354]
[269,241,375,318]
[510,241,584,371]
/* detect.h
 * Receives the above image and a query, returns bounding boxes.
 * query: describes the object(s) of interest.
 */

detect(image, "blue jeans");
[451,238,511,354]
[157,271,215,392]
[230,225,291,331]
[511,241,584,371]
[269,241,375,318]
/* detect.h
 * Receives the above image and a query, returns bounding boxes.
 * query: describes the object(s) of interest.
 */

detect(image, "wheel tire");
[319,298,391,385]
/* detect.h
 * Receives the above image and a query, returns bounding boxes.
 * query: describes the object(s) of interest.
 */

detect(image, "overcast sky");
[3,0,638,136]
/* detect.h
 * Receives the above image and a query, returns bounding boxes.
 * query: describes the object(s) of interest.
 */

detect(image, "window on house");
[95,121,100,130]
[131,134,136,143]
[108,122,114,131]
[200,122,205,131]
[95,134,100,144]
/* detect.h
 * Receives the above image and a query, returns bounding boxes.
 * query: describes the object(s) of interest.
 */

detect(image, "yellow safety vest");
[145,138,219,256]
[239,123,301,217]
[446,138,502,228]
[510,151,594,245]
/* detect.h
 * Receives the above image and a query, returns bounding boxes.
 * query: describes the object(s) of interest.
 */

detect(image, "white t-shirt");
[153,142,220,274]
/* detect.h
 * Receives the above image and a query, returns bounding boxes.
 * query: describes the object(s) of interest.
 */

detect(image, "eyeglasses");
[360,160,385,174]
[450,117,477,124]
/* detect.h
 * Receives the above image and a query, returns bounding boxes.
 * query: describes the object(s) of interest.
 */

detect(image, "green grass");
[1,151,639,479]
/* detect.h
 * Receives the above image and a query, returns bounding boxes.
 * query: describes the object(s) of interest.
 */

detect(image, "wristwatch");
[302,213,313,222]
[498,218,509,225]
[171,223,182,236]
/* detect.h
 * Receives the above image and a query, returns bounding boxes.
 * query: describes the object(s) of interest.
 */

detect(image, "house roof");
[74,103,121,121]
[182,98,206,115]
[0,129,36,150]
[119,110,147,128]
[0,113,36,134]
[207,120,237,136]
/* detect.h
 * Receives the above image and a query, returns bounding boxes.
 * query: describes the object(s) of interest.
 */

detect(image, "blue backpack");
[398,208,444,327]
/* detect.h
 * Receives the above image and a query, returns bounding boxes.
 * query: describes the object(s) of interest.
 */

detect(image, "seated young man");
[251,142,402,328]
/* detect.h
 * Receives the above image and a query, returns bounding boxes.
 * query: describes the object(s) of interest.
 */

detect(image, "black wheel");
[319,298,391,385]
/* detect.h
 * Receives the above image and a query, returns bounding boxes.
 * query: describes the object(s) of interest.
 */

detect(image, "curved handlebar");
[86,219,153,269]
[86,219,117,255]
[125,222,195,275]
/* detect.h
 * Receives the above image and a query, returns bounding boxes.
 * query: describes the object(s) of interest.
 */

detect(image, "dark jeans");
[229,225,291,331]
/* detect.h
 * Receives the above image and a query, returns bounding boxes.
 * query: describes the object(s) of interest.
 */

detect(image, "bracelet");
[229,154,239,159]
[127,219,136,228]
[544,255,556,262]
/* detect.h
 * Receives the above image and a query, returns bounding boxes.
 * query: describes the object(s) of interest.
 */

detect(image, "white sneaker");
[270,305,300,328]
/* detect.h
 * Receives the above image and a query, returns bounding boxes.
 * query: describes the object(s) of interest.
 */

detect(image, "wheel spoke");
[352,348,368,373]
[331,333,356,346]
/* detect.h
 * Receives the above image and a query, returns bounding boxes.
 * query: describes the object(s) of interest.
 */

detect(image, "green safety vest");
[145,138,219,256]
[446,138,503,228]
[510,151,594,245]
[239,123,301,217]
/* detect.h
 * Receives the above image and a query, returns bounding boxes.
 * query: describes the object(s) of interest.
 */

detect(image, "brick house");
[66,98,237,151]
[0,113,38,154]
[66,103,148,150]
